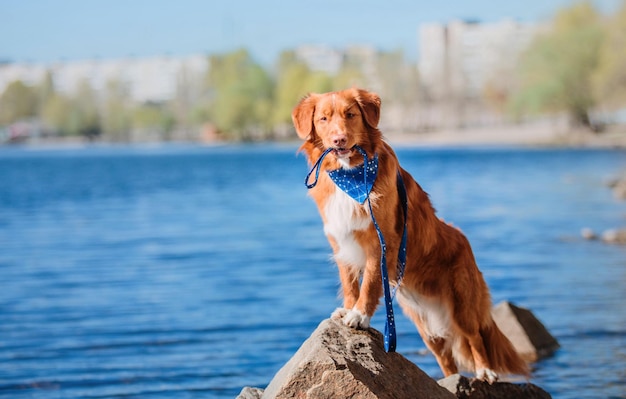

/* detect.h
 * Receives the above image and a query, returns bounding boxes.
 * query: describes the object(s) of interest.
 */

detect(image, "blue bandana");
[327,154,379,204]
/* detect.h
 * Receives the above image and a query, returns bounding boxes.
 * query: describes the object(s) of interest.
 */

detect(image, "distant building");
[0,63,48,91]
[0,54,208,104]
[344,45,381,91]
[418,19,537,99]
[294,44,383,92]
[294,45,344,75]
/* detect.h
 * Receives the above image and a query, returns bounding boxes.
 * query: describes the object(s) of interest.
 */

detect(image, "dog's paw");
[342,308,370,329]
[331,307,349,320]
[476,368,498,384]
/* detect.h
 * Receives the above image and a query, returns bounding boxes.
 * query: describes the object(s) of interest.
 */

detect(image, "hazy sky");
[1,0,621,65]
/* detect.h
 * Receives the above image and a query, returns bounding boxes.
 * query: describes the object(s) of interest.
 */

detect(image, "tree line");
[0,47,417,142]
[512,1,626,130]
[1,1,625,142]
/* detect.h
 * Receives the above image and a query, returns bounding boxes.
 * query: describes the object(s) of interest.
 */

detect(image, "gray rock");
[438,374,551,399]
[260,318,455,399]
[608,177,626,200]
[580,227,597,240]
[491,301,559,362]
[236,386,264,399]
[601,228,626,244]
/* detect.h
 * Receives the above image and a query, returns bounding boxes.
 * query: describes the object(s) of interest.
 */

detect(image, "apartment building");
[418,19,537,99]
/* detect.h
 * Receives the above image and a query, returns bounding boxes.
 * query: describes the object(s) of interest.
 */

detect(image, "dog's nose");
[332,136,347,148]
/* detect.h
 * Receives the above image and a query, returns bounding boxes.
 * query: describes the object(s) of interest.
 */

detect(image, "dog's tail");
[481,320,530,377]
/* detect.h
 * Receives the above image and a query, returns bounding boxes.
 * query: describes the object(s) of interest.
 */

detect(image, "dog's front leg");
[331,263,360,321]
[342,257,382,329]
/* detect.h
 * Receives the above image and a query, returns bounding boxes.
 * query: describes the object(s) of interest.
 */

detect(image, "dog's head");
[292,88,382,167]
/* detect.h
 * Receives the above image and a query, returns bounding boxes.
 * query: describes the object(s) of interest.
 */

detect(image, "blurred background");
[1,0,625,144]
[1,2,625,399]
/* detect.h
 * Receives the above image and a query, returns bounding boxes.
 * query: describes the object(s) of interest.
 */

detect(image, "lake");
[0,143,624,399]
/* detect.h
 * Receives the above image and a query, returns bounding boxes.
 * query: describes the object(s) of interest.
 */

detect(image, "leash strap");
[395,170,408,297]
[304,148,333,188]
[369,167,407,352]
[305,145,408,352]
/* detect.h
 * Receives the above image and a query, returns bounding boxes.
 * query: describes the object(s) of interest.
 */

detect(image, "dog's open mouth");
[332,147,352,158]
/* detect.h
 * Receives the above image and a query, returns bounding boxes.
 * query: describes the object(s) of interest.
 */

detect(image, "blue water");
[0,144,624,399]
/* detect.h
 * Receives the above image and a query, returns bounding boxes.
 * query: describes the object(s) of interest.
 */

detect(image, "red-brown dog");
[292,88,529,382]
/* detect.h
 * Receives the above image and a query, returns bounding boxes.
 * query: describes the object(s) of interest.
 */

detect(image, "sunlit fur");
[293,88,529,383]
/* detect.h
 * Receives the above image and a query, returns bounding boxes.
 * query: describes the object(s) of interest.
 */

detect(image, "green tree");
[333,50,365,90]
[101,79,131,141]
[37,71,56,114]
[0,80,38,124]
[593,0,626,108]
[41,93,71,133]
[41,81,100,138]
[375,50,419,105]
[71,80,100,138]
[511,1,605,129]
[362,49,421,132]
[272,50,332,129]
[170,64,207,140]
[206,49,274,140]
[132,103,175,139]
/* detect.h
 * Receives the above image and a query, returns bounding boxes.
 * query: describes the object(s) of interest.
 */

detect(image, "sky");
[1,0,621,66]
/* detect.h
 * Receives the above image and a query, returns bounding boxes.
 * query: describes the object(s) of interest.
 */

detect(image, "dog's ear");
[292,94,319,140]
[355,89,381,129]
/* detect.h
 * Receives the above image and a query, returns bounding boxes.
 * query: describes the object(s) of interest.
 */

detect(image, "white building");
[0,63,48,92]
[418,19,537,99]
[0,54,209,104]
[294,45,344,75]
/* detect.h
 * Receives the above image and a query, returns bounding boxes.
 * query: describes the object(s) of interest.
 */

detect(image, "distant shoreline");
[385,124,626,149]
[3,124,626,150]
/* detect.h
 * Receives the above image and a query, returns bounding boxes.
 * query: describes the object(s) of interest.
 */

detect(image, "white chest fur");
[323,187,371,271]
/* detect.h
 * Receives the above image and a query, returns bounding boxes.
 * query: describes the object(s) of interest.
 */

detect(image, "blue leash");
[305,145,408,352]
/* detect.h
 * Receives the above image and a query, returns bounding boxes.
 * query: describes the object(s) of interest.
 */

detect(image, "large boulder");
[491,301,559,362]
[259,318,455,399]
[241,314,555,398]
[438,374,551,399]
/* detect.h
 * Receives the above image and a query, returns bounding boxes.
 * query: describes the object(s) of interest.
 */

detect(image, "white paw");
[331,307,349,320]
[342,308,370,329]
[476,368,498,384]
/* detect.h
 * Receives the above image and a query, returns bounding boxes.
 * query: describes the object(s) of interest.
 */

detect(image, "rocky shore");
[239,302,557,399]
[580,173,626,244]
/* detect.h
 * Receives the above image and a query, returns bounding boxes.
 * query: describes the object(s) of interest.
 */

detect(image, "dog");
[292,88,529,383]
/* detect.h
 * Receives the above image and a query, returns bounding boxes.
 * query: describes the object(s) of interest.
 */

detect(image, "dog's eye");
[346,112,355,119]
[319,116,327,122]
